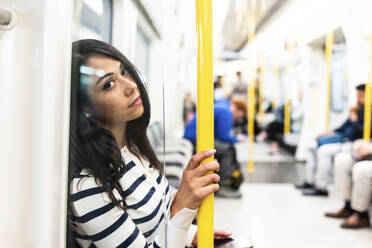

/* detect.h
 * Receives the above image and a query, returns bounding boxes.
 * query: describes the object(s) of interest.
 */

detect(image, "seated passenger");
[183,93,196,126]
[297,84,366,196]
[230,98,261,136]
[325,140,372,229]
[257,103,300,154]
[183,103,246,199]
[67,39,230,247]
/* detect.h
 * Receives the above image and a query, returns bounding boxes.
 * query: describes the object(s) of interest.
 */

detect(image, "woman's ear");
[83,107,92,118]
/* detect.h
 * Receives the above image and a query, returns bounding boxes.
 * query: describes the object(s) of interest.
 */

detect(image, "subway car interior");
[2,0,372,247]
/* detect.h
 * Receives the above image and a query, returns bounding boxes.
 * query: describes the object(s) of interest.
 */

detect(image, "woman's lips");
[129,95,142,108]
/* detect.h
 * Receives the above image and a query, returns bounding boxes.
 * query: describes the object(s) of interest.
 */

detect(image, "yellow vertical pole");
[325,31,334,132]
[272,66,279,109]
[248,80,256,173]
[258,56,264,124]
[247,0,257,173]
[196,0,214,247]
[284,43,292,134]
[364,35,372,140]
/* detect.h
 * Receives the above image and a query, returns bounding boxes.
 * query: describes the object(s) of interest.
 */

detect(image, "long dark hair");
[68,39,162,210]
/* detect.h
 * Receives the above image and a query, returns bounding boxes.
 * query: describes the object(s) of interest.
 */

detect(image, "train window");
[134,25,150,81]
[330,46,347,113]
[73,0,113,43]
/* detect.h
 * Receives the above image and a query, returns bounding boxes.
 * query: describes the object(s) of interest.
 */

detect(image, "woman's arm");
[167,149,220,247]
[70,177,163,247]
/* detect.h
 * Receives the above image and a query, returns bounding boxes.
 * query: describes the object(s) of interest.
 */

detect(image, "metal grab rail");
[0,8,16,30]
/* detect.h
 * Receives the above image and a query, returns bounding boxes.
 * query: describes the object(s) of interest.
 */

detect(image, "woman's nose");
[124,79,137,96]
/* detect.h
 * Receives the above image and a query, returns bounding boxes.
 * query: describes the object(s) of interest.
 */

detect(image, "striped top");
[69,146,197,248]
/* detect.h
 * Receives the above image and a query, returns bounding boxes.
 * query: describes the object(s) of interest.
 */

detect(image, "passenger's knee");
[317,145,333,156]
[334,153,353,171]
[352,161,372,180]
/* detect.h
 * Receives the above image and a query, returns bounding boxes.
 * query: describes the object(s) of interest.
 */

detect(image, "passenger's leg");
[303,143,341,195]
[266,121,282,141]
[315,143,342,190]
[341,161,372,229]
[214,140,235,185]
[334,152,355,201]
[325,152,355,218]
[296,146,317,189]
[214,140,242,198]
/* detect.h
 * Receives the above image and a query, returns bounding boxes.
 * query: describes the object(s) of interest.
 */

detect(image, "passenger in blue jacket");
[184,106,246,144]
[184,103,246,199]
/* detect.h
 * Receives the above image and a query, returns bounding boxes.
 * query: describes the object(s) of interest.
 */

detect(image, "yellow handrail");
[284,42,293,135]
[325,31,334,132]
[272,66,279,109]
[247,0,257,173]
[248,80,256,173]
[364,35,372,140]
[258,63,264,125]
[196,0,214,247]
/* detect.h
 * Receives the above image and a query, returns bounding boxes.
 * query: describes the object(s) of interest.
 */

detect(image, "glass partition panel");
[73,0,113,43]
[331,46,348,113]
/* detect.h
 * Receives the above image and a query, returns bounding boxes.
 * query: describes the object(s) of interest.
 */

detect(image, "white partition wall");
[0,1,72,247]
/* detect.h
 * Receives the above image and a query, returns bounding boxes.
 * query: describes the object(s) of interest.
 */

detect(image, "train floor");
[213,141,372,248]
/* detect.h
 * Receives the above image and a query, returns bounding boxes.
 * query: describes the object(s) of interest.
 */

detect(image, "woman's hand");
[170,149,220,218]
[192,229,232,246]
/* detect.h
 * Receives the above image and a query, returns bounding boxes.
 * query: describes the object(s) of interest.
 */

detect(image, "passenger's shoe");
[340,213,371,229]
[295,182,314,189]
[215,186,242,199]
[325,208,354,219]
[302,188,328,196]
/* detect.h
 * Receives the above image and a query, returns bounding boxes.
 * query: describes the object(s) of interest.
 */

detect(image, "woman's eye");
[103,81,114,90]
[121,67,127,76]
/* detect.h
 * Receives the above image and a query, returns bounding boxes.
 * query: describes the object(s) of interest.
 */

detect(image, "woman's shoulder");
[70,170,101,196]
[121,146,151,168]
[69,171,117,215]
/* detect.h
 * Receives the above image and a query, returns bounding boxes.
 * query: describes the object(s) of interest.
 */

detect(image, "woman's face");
[84,54,144,126]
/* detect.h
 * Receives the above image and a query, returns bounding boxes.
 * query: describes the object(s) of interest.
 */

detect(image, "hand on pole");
[170,149,220,218]
[192,229,232,246]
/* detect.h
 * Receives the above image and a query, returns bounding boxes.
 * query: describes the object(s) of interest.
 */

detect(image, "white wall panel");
[0,0,72,247]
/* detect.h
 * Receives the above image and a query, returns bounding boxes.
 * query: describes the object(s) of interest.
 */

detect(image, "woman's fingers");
[193,160,220,177]
[213,230,232,238]
[193,229,232,246]
[197,173,220,187]
[196,183,219,199]
[186,149,216,170]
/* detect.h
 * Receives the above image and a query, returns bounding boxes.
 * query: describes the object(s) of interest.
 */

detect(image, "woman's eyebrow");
[96,72,114,85]
[96,64,124,85]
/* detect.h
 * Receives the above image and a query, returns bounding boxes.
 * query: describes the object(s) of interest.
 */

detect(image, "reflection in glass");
[135,25,151,81]
[67,40,168,247]
[73,0,113,43]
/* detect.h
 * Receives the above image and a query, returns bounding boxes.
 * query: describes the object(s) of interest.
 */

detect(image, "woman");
[68,39,230,247]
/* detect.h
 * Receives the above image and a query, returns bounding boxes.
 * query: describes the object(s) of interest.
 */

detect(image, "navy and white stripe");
[70,147,174,248]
